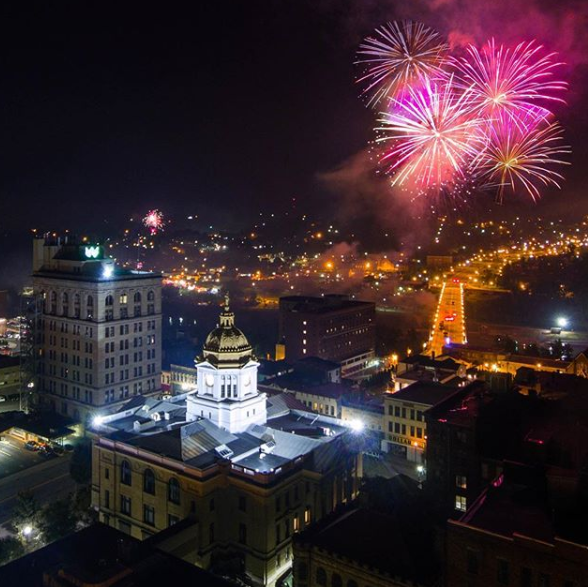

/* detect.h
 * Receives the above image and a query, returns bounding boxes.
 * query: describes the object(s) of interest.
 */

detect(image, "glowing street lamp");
[556,317,568,329]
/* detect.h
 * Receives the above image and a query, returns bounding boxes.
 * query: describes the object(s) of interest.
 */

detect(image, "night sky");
[0,0,587,238]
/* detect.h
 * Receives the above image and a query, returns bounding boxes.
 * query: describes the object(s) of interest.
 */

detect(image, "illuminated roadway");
[426,280,467,357]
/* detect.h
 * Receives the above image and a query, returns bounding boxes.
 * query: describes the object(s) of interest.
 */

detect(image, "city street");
[0,455,76,527]
[428,281,467,356]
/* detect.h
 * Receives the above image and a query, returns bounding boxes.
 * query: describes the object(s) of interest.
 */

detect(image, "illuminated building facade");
[92,303,362,587]
[32,236,162,422]
[382,381,459,462]
[278,296,375,378]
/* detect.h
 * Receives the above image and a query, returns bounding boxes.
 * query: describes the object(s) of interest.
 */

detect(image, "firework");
[450,39,566,121]
[376,76,482,193]
[143,209,164,234]
[472,114,570,203]
[356,21,449,107]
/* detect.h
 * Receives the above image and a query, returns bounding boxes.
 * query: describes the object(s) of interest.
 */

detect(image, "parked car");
[53,445,65,456]
[39,446,55,458]
[0,396,6,402]
[25,440,40,451]
[64,444,74,452]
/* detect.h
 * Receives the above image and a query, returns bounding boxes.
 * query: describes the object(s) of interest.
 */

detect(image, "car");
[39,446,56,458]
[64,444,74,452]
[25,440,40,451]
[0,396,6,403]
[53,445,65,456]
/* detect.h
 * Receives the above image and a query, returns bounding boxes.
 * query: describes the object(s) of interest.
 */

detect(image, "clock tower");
[186,296,267,433]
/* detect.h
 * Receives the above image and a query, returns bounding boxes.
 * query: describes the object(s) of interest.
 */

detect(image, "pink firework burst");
[376,75,483,195]
[472,113,570,203]
[143,209,164,235]
[356,20,449,108]
[450,39,566,121]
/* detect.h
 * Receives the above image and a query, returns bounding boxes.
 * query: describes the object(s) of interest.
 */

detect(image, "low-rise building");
[0,355,20,398]
[293,476,440,587]
[382,381,460,462]
[447,463,588,587]
[341,396,384,441]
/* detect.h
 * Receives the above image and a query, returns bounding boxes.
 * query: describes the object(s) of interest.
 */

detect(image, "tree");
[38,497,77,543]
[69,439,92,485]
[0,537,24,566]
[12,491,39,531]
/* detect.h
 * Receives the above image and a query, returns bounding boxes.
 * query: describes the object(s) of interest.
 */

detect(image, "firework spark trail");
[450,39,567,122]
[471,113,570,203]
[376,76,483,193]
[356,20,449,107]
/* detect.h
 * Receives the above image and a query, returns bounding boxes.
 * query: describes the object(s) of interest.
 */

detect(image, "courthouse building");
[92,299,362,587]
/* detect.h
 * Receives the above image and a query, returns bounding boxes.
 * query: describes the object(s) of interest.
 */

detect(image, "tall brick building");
[277,296,375,378]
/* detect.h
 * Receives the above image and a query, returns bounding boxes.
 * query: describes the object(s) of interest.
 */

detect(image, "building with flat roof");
[293,476,441,587]
[382,381,461,462]
[447,463,588,587]
[92,301,362,587]
[32,236,162,422]
[278,295,375,378]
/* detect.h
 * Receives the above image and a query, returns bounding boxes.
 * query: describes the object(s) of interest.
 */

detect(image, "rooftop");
[386,381,460,406]
[279,295,374,314]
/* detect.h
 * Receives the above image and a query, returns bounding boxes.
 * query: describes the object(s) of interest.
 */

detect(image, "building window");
[239,495,247,512]
[455,495,467,511]
[168,514,179,528]
[209,523,215,544]
[538,574,551,587]
[168,477,180,504]
[239,523,247,544]
[105,295,114,306]
[104,490,110,509]
[120,495,131,516]
[456,475,467,489]
[497,558,509,585]
[293,516,299,532]
[520,568,532,587]
[143,504,155,526]
[143,468,155,494]
[297,561,308,582]
[316,568,327,586]
[304,507,311,524]
[466,549,478,575]
[121,460,132,486]
[331,573,342,587]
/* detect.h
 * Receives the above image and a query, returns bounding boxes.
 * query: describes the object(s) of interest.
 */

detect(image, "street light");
[556,317,568,329]
[349,419,365,433]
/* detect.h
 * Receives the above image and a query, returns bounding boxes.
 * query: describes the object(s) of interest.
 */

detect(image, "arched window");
[168,477,180,504]
[143,468,155,494]
[87,295,94,307]
[105,295,114,306]
[74,293,80,305]
[134,292,142,303]
[49,291,57,314]
[120,292,128,304]
[332,573,342,587]
[121,460,131,486]
[297,561,308,582]
[62,292,69,304]
[147,290,155,301]
[316,568,327,587]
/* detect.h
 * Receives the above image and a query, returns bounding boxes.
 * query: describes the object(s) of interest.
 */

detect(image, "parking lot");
[0,436,63,479]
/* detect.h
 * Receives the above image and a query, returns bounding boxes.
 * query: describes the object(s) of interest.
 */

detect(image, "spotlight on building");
[102,265,114,279]
[92,415,104,428]
[349,419,365,433]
